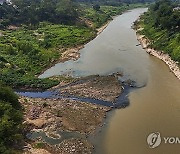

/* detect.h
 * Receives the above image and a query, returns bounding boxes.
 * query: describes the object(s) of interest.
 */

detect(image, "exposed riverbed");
[22,8,180,154]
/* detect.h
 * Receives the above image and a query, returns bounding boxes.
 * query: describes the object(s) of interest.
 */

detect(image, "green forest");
[137,0,180,62]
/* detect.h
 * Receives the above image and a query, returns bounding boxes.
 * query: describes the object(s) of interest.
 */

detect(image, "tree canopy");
[0,83,23,153]
[150,0,180,32]
[139,0,180,62]
[0,0,79,27]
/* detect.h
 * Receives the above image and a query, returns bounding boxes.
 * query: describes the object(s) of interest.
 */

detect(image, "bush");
[0,83,23,153]
[139,0,180,63]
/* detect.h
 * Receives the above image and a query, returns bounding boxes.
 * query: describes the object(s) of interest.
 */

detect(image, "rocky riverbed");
[55,75,122,103]
[19,74,124,153]
[20,96,111,153]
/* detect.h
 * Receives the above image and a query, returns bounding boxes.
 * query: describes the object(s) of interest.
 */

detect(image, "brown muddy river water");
[40,8,180,154]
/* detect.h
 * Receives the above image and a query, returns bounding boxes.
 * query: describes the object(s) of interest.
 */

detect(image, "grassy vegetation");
[139,15,180,62]
[0,23,96,89]
[136,0,180,63]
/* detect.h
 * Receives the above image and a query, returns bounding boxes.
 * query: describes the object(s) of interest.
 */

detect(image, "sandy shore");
[136,31,180,80]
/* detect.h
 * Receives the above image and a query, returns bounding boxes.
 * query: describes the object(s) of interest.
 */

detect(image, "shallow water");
[27,131,85,145]
[40,8,180,154]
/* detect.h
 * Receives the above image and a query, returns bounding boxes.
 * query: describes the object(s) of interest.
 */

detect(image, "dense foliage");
[0,83,23,153]
[150,0,179,31]
[138,0,180,62]
[0,23,96,89]
[0,0,150,28]
[82,5,126,28]
[0,0,78,27]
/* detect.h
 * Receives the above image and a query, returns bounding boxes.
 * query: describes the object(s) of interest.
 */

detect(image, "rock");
[28,106,41,120]
[27,118,45,129]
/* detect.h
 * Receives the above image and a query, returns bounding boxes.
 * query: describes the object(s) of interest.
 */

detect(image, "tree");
[93,4,100,11]
[56,0,78,24]
[0,83,23,153]
[150,0,179,31]
[0,0,79,26]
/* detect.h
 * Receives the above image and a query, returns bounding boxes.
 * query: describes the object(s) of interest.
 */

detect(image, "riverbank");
[0,5,148,90]
[53,22,110,63]
[36,19,111,80]
[133,4,180,80]
[39,7,145,75]
[135,30,180,80]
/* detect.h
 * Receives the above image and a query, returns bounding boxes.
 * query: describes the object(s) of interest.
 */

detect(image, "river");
[40,8,180,154]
